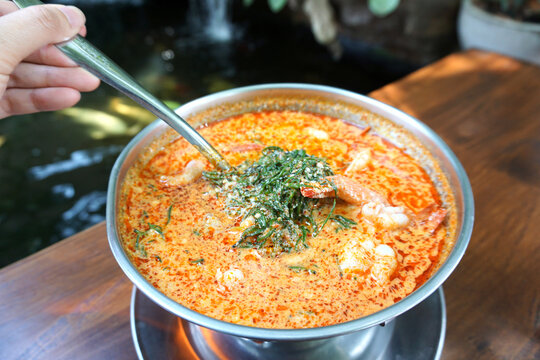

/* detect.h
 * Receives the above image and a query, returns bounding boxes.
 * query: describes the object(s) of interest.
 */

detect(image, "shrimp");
[305,127,329,140]
[159,159,205,187]
[418,206,447,234]
[370,244,398,285]
[216,268,244,293]
[338,241,398,284]
[344,149,372,175]
[362,202,409,230]
[225,216,255,245]
[300,171,447,233]
[301,175,410,229]
[339,239,375,273]
[300,175,386,205]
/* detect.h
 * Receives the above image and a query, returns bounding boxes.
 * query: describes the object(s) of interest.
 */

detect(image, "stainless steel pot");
[107,84,474,346]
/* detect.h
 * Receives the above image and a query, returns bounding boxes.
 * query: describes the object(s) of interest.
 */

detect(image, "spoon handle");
[12,0,231,171]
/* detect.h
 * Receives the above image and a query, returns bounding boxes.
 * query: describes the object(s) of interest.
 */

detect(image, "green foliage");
[368,0,401,17]
[485,0,525,14]
[243,0,404,18]
[480,0,540,20]
[203,147,354,255]
[268,0,288,12]
[243,0,288,13]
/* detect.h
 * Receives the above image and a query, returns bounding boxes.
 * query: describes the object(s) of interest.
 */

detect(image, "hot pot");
[106,84,474,358]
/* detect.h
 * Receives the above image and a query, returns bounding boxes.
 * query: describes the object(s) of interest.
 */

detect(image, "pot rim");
[106,83,474,341]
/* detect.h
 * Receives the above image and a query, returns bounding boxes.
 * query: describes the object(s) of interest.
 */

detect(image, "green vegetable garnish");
[288,265,317,275]
[331,214,357,232]
[203,146,354,255]
[166,204,173,225]
[133,218,168,256]
[140,245,147,258]
[134,229,145,250]
[147,223,164,239]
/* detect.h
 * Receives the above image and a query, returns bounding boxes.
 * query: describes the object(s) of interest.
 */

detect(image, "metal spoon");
[12,0,231,171]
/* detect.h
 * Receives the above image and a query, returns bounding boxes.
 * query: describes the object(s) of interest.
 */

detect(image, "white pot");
[458,0,540,65]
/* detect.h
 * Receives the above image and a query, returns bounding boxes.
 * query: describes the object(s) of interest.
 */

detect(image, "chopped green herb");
[166,205,173,225]
[154,255,162,262]
[134,229,145,250]
[134,221,166,256]
[162,266,170,271]
[288,265,317,275]
[140,245,147,258]
[204,147,344,255]
[193,229,201,236]
[331,214,357,232]
[190,258,205,264]
[315,197,337,236]
[148,223,165,240]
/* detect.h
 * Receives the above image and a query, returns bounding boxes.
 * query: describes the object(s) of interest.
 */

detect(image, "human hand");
[0,1,100,119]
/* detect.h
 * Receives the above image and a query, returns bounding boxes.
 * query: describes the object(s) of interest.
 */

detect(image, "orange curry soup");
[118,110,455,329]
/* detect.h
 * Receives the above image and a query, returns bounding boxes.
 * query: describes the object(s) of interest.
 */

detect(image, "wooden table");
[1,50,538,359]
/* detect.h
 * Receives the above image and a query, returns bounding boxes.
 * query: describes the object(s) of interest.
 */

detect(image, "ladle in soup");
[13,0,231,172]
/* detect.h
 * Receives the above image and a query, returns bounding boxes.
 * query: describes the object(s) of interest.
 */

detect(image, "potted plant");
[244,0,403,58]
[245,0,460,65]
[458,0,540,64]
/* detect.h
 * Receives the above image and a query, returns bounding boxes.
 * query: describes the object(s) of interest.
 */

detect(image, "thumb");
[0,4,85,76]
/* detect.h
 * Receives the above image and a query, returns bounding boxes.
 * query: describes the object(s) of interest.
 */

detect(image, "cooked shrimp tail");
[301,175,385,205]
[421,207,447,234]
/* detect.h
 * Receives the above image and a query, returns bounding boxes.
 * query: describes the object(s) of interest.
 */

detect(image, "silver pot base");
[130,287,446,359]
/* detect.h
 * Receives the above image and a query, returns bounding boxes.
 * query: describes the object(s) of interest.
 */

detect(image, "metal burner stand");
[130,287,446,360]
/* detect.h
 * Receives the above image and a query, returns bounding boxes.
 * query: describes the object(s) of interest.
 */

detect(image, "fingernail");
[59,6,85,29]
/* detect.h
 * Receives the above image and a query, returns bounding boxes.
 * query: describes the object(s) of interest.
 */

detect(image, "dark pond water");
[0,0,418,267]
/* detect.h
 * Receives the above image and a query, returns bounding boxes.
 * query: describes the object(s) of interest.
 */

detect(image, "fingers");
[0,87,81,118]
[0,1,86,67]
[8,63,100,92]
[23,25,88,67]
[0,1,18,16]
[25,44,78,67]
[0,4,86,76]
[0,3,99,118]
[0,1,85,67]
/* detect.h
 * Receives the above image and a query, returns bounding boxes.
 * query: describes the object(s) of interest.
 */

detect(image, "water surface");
[0,0,414,267]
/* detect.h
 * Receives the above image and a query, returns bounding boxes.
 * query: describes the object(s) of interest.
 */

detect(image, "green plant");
[484,0,526,14]
[243,0,288,13]
[476,0,540,21]
[242,0,404,59]
[368,0,401,17]
[244,0,402,17]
